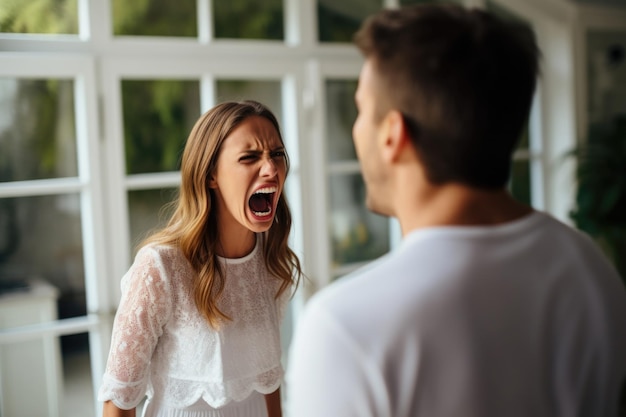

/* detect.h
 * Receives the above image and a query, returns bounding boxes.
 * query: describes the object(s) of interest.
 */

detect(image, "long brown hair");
[142,100,302,328]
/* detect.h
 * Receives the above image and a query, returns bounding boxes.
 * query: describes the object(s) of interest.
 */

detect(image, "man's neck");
[396,183,533,237]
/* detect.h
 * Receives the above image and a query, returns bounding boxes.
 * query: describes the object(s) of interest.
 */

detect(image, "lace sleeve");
[98,246,173,409]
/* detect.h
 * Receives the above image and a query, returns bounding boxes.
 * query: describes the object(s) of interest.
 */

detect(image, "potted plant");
[570,115,626,282]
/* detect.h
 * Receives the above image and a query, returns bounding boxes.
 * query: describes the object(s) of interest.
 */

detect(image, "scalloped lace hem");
[98,376,149,410]
[164,367,284,409]
[191,379,281,409]
[98,367,283,410]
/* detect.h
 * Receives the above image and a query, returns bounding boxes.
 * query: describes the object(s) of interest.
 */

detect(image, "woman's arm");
[99,248,173,414]
[103,401,136,417]
[264,387,282,417]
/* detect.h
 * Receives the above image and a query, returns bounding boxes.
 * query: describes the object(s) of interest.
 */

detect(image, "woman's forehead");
[225,116,283,149]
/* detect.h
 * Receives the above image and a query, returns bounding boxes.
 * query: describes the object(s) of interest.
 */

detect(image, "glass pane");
[0,194,85,328]
[401,0,460,4]
[214,0,283,40]
[128,188,178,250]
[510,159,531,206]
[587,30,626,123]
[318,0,380,43]
[0,331,98,417]
[0,78,77,182]
[122,80,200,175]
[216,80,283,127]
[486,0,528,25]
[326,80,358,161]
[329,173,390,266]
[0,336,62,415]
[62,332,94,416]
[517,123,530,150]
[0,0,78,34]
[112,0,197,37]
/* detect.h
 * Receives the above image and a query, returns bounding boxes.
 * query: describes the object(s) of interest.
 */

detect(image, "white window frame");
[0,53,109,417]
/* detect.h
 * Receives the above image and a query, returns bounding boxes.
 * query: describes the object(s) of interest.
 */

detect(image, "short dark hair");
[354,4,540,188]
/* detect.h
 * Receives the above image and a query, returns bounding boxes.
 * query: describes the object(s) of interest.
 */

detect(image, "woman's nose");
[260,157,278,177]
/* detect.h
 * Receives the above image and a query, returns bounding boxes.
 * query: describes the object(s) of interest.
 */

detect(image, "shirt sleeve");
[286,299,390,417]
[97,246,173,409]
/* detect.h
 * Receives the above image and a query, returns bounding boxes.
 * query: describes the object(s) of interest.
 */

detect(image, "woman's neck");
[216,225,256,259]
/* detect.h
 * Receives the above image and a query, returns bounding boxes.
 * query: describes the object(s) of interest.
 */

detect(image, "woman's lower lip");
[249,208,274,222]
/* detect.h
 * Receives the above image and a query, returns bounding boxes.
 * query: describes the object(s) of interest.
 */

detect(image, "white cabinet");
[0,280,63,417]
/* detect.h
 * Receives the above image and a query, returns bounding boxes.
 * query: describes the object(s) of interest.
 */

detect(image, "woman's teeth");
[249,186,277,216]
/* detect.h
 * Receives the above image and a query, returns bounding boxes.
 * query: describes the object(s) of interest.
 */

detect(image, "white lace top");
[98,235,290,410]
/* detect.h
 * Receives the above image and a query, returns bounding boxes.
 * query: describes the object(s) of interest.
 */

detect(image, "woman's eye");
[239,154,257,162]
[271,151,285,159]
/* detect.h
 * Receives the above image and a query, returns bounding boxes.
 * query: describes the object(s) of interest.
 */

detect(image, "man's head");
[353,4,540,193]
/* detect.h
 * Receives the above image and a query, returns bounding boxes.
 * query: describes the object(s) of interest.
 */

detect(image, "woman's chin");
[246,211,275,231]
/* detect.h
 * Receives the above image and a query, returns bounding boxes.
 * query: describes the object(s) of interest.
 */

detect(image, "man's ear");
[380,110,411,163]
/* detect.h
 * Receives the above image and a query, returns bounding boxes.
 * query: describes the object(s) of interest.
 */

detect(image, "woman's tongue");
[249,194,270,214]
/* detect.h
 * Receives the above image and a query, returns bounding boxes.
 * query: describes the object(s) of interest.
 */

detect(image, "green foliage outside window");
[318,0,379,43]
[400,0,457,5]
[0,0,78,34]
[112,0,197,37]
[570,116,626,280]
[0,79,76,182]
[214,0,283,40]
[509,124,532,206]
[122,80,200,175]
[510,160,531,206]
[112,0,283,39]
[1,0,282,39]
[318,4,361,43]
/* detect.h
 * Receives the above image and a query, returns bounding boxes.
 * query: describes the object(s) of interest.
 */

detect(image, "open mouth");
[248,186,277,217]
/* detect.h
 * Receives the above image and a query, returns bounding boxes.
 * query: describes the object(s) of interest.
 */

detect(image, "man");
[286,4,626,417]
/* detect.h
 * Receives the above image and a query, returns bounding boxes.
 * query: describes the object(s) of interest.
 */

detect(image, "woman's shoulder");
[130,243,192,276]
[121,243,195,298]
[134,242,182,260]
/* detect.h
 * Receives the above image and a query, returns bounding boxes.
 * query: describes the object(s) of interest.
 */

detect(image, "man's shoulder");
[302,248,439,336]
[309,253,399,306]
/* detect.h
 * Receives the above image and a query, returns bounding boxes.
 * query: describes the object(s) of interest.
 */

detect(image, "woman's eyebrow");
[240,146,284,153]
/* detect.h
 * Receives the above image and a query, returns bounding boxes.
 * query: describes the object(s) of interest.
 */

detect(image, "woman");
[98,100,302,417]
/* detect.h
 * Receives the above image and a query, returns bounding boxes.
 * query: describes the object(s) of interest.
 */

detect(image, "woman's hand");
[264,387,283,417]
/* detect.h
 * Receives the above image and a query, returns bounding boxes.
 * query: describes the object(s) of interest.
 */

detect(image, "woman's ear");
[208,174,218,189]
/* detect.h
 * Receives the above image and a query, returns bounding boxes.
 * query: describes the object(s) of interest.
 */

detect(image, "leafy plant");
[0,0,78,34]
[570,115,626,280]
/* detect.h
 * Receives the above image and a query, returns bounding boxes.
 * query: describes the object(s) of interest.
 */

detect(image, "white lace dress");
[98,235,290,417]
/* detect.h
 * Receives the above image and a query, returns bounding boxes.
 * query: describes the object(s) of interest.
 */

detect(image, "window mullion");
[197,0,213,43]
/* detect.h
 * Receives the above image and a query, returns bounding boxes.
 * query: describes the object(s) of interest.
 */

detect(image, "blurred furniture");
[0,279,62,417]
